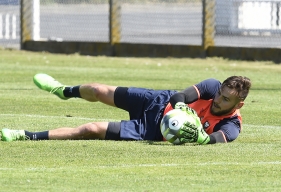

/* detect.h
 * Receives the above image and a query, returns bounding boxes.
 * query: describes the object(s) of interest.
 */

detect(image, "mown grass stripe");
[1,113,281,129]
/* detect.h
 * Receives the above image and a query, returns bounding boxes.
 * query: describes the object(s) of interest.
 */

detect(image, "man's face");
[211,86,243,116]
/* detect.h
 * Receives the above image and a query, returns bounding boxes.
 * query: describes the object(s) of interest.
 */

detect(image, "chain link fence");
[1,0,281,51]
[38,0,202,46]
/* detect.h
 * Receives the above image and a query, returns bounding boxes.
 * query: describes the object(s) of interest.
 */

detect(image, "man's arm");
[170,78,221,108]
[180,123,239,144]
[169,86,199,108]
[208,131,227,144]
[179,125,224,145]
[176,105,231,144]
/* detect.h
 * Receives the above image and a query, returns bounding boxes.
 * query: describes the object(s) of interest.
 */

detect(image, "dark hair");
[222,76,251,100]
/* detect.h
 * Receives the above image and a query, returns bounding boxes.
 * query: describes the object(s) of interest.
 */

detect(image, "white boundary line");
[243,124,281,129]
[1,113,281,129]
[0,113,118,122]
[89,161,281,168]
[0,161,281,171]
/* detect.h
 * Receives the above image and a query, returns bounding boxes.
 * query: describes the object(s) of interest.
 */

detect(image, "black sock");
[63,85,81,98]
[25,131,49,140]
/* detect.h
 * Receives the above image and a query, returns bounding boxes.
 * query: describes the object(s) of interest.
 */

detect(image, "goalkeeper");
[1,73,251,144]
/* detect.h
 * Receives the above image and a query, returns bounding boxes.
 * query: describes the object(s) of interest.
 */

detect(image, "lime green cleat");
[1,128,26,141]
[33,73,69,100]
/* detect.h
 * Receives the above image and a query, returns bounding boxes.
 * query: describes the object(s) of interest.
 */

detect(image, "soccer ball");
[160,109,196,145]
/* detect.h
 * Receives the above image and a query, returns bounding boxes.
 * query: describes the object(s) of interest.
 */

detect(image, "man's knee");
[78,122,107,139]
[91,84,106,101]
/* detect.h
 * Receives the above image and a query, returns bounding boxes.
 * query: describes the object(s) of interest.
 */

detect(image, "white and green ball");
[160,109,196,145]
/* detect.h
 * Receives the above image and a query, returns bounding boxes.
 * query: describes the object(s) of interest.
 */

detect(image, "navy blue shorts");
[114,87,176,141]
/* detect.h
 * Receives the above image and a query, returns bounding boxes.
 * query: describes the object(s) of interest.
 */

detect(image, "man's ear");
[236,101,244,109]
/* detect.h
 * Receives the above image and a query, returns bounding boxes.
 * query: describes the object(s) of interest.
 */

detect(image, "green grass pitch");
[1,49,281,191]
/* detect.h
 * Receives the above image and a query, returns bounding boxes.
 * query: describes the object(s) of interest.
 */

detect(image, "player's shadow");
[143,140,197,146]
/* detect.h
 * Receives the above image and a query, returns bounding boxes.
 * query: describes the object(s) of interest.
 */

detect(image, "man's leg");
[1,122,121,141]
[33,73,118,107]
[78,83,117,107]
[1,73,124,142]
[48,122,108,140]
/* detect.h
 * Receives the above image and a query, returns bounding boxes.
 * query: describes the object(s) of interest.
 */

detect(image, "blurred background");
[1,0,281,59]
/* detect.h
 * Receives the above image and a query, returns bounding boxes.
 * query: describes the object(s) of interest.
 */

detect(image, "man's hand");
[174,102,187,111]
[194,125,210,144]
[175,102,198,119]
[175,102,210,144]
[179,122,210,145]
